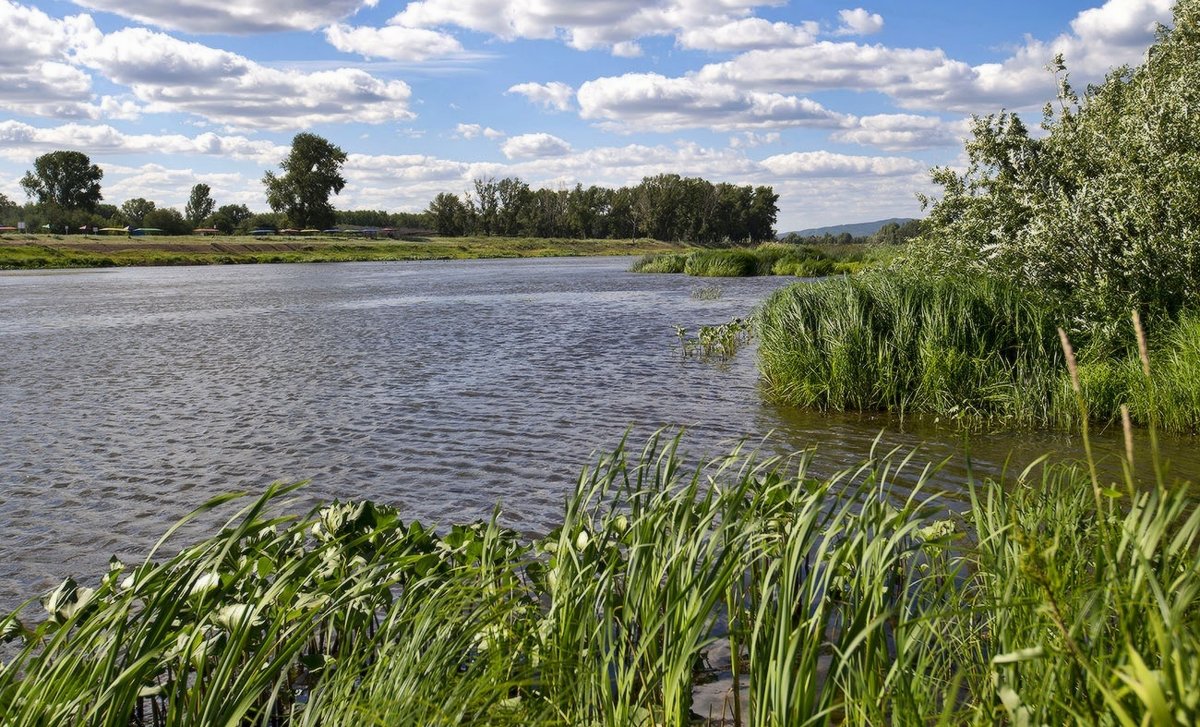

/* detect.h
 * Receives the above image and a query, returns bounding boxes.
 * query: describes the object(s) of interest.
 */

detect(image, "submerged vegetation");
[757,1,1200,431]
[631,243,879,278]
[2,428,1197,725]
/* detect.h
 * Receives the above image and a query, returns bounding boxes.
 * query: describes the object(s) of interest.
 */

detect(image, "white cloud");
[507,81,575,112]
[324,23,464,62]
[102,163,253,208]
[577,73,847,132]
[393,0,777,54]
[678,18,818,51]
[0,1,104,118]
[696,0,1172,113]
[72,0,375,34]
[834,8,884,36]
[611,41,643,58]
[760,150,925,177]
[0,120,286,164]
[830,114,964,151]
[74,28,415,130]
[729,131,780,149]
[501,133,573,159]
[454,123,506,140]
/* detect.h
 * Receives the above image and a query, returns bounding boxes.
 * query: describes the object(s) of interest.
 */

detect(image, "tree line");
[2,135,778,243]
[429,175,778,242]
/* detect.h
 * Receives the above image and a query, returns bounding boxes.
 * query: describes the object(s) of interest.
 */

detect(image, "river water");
[1,257,1195,609]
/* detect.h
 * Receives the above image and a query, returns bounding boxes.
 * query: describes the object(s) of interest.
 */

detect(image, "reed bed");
[3,422,1197,725]
[757,270,1200,432]
[630,244,866,278]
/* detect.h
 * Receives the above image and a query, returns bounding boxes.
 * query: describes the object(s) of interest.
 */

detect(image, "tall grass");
[757,269,1067,425]
[630,244,868,278]
[758,270,1200,432]
[3,426,1198,725]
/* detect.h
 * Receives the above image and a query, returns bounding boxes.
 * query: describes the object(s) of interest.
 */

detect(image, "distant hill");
[781,217,917,239]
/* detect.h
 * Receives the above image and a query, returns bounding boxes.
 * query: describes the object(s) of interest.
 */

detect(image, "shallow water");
[1,257,1195,609]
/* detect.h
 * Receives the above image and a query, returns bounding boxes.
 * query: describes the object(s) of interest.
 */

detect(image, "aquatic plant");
[2,415,1198,725]
[676,317,754,359]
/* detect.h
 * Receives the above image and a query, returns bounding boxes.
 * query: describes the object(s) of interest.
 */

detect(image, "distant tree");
[93,203,121,223]
[263,133,347,230]
[185,184,215,226]
[0,192,14,222]
[20,151,103,211]
[143,208,191,235]
[120,198,156,229]
[206,203,252,234]
[471,177,500,235]
[427,192,470,236]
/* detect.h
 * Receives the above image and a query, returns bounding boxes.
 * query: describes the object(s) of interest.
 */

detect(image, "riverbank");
[0,233,687,269]
[2,435,1193,725]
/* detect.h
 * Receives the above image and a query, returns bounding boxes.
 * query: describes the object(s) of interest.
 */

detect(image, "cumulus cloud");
[74,28,415,130]
[830,114,964,151]
[729,131,780,149]
[392,0,776,54]
[678,18,819,51]
[0,1,105,118]
[324,23,464,61]
[501,133,573,159]
[834,8,884,36]
[760,150,925,177]
[577,73,847,132]
[0,120,286,163]
[454,123,506,140]
[507,81,575,112]
[695,0,1172,113]
[72,0,374,34]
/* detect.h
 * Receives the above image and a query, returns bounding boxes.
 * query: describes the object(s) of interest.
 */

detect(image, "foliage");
[184,184,215,226]
[675,316,753,358]
[629,252,687,274]
[263,133,348,230]
[910,1,1200,331]
[433,174,778,243]
[19,151,104,211]
[632,243,868,278]
[120,198,156,229]
[143,208,191,235]
[757,270,1067,425]
[205,204,252,234]
[2,430,1197,725]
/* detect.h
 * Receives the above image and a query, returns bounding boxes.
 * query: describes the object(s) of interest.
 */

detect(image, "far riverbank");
[0,233,687,269]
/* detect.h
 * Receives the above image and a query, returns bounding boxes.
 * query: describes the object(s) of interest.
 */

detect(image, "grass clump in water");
[630,253,687,273]
[2,424,1198,725]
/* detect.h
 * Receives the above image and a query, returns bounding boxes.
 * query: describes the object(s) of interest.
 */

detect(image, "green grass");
[3,426,1197,725]
[631,243,880,278]
[0,235,684,269]
[757,269,1200,433]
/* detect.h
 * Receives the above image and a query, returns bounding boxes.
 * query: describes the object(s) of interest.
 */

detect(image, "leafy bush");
[910,1,1200,332]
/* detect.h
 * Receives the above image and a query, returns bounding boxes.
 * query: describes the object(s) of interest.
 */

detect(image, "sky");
[0,0,1177,231]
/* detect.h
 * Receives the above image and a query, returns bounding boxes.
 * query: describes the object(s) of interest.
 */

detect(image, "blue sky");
[0,0,1175,230]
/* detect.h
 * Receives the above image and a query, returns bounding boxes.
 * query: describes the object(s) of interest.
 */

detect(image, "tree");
[206,204,252,234]
[185,184,215,226]
[427,193,470,236]
[263,133,347,230]
[20,151,103,211]
[121,198,156,229]
[144,208,191,235]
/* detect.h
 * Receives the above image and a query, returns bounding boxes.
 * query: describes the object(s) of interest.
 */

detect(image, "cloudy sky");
[0,0,1175,230]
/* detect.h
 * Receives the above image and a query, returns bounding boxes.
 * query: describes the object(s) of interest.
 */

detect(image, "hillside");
[781,217,917,239]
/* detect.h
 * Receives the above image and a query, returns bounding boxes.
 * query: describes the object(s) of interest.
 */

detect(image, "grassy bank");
[630,242,888,278]
[1,433,1195,725]
[757,270,1200,433]
[0,234,685,269]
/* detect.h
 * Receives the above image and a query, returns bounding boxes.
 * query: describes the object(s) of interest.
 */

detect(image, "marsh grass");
[2,423,1198,725]
[631,244,871,278]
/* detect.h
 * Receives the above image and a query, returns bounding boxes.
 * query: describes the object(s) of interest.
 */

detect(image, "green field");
[0,234,687,269]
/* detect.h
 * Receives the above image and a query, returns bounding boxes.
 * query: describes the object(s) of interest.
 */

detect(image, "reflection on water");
[1,257,1196,608]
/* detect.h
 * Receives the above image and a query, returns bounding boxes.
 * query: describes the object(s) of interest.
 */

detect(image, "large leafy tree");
[185,184,215,226]
[263,133,347,230]
[120,198,156,229]
[20,151,103,211]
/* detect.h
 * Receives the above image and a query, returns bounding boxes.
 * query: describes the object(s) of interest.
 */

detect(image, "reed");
[3,429,1197,725]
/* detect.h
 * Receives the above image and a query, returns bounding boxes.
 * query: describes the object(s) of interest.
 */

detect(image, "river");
[1,257,1193,609]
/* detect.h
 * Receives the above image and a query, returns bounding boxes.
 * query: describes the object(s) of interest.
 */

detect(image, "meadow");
[0,233,684,269]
